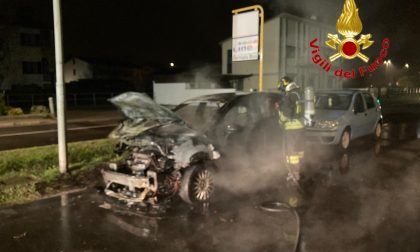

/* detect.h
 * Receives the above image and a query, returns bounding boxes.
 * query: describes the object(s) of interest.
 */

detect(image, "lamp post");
[384,59,392,86]
[53,0,68,173]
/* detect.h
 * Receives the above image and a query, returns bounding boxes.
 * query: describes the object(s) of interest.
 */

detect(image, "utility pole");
[53,0,68,173]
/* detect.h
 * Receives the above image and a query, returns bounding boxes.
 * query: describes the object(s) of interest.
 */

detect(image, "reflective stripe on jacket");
[278,111,304,130]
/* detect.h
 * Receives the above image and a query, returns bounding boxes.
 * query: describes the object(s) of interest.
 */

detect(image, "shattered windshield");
[174,101,221,131]
[315,94,352,110]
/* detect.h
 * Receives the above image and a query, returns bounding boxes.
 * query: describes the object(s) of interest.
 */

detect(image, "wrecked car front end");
[102,92,220,207]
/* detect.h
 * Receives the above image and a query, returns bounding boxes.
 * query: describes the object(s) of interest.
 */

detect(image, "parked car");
[306,90,383,150]
[101,92,221,207]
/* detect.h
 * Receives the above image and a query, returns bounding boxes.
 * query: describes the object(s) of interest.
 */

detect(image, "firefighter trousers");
[283,128,305,182]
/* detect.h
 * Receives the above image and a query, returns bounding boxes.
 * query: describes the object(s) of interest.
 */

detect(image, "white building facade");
[221,13,343,91]
[63,58,93,83]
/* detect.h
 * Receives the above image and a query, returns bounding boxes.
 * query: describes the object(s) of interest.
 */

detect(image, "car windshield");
[315,93,352,110]
[174,101,222,131]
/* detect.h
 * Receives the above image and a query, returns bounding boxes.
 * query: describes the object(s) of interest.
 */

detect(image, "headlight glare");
[315,120,339,129]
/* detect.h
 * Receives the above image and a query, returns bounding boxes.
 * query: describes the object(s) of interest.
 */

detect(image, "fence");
[367,87,420,99]
[5,92,118,108]
[4,87,420,109]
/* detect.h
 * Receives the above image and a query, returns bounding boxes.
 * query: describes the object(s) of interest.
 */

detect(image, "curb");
[0,119,56,128]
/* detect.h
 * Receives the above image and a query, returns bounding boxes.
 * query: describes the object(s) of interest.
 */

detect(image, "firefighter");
[275,76,305,184]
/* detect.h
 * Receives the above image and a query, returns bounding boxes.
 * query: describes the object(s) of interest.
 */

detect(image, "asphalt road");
[0,119,119,151]
[1,119,420,252]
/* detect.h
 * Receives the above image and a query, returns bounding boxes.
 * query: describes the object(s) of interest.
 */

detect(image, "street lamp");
[384,59,392,86]
[405,63,409,69]
[169,62,175,68]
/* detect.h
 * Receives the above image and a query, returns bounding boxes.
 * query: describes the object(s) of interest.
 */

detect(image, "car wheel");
[340,129,351,150]
[374,122,382,139]
[179,162,215,204]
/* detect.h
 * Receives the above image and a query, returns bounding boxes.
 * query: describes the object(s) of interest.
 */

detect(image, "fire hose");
[258,201,301,252]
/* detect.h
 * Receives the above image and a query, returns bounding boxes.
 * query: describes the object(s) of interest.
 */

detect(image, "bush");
[30,105,49,114]
[7,107,24,116]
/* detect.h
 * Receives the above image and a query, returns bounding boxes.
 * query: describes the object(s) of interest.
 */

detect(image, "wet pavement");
[1,118,420,252]
[0,188,298,252]
[300,118,420,251]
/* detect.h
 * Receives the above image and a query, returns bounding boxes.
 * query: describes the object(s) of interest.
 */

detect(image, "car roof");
[180,91,279,104]
[316,89,363,95]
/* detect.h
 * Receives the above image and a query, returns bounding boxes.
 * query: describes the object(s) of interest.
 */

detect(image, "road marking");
[0,124,117,138]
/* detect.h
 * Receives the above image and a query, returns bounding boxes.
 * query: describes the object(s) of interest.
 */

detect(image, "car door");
[350,93,369,138]
[213,95,253,149]
[361,93,379,135]
[247,93,283,154]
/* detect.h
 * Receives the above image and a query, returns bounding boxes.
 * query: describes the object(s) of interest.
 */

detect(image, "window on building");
[21,33,41,46]
[286,20,298,46]
[227,49,232,74]
[41,58,48,73]
[328,76,334,89]
[22,61,42,74]
[40,30,51,47]
[286,45,296,59]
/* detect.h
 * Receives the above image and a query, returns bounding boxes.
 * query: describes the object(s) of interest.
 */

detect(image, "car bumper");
[305,128,340,145]
[101,168,158,203]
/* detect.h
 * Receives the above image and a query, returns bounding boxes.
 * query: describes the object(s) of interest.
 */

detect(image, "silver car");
[306,90,383,150]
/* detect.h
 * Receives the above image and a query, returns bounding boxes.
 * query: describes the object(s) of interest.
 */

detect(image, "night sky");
[1,0,419,70]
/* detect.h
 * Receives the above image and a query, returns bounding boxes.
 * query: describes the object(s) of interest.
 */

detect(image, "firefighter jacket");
[278,86,304,130]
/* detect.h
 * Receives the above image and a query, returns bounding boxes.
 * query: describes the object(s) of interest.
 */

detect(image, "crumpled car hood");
[108,92,207,146]
[109,92,180,123]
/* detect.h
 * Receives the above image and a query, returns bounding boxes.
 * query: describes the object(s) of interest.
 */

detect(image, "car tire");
[374,122,382,140]
[179,162,215,205]
[340,129,351,150]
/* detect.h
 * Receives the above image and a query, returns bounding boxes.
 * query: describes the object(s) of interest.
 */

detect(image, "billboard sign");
[232,10,259,61]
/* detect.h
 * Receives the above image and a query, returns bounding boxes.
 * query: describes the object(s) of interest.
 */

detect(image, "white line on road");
[0,124,117,138]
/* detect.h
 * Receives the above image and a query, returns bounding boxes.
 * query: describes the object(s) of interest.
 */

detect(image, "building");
[64,57,144,84]
[152,64,236,105]
[153,82,235,105]
[220,13,343,91]
[0,25,55,89]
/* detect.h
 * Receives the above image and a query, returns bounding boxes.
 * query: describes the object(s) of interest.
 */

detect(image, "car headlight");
[315,120,339,130]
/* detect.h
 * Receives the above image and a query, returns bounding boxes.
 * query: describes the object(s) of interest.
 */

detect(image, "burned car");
[173,92,283,154]
[101,92,220,206]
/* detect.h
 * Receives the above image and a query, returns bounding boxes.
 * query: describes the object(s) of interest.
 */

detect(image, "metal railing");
[5,92,117,108]
[367,87,420,99]
[4,87,420,109]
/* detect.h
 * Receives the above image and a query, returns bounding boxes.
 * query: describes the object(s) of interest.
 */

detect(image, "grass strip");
[0,138,117,205]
